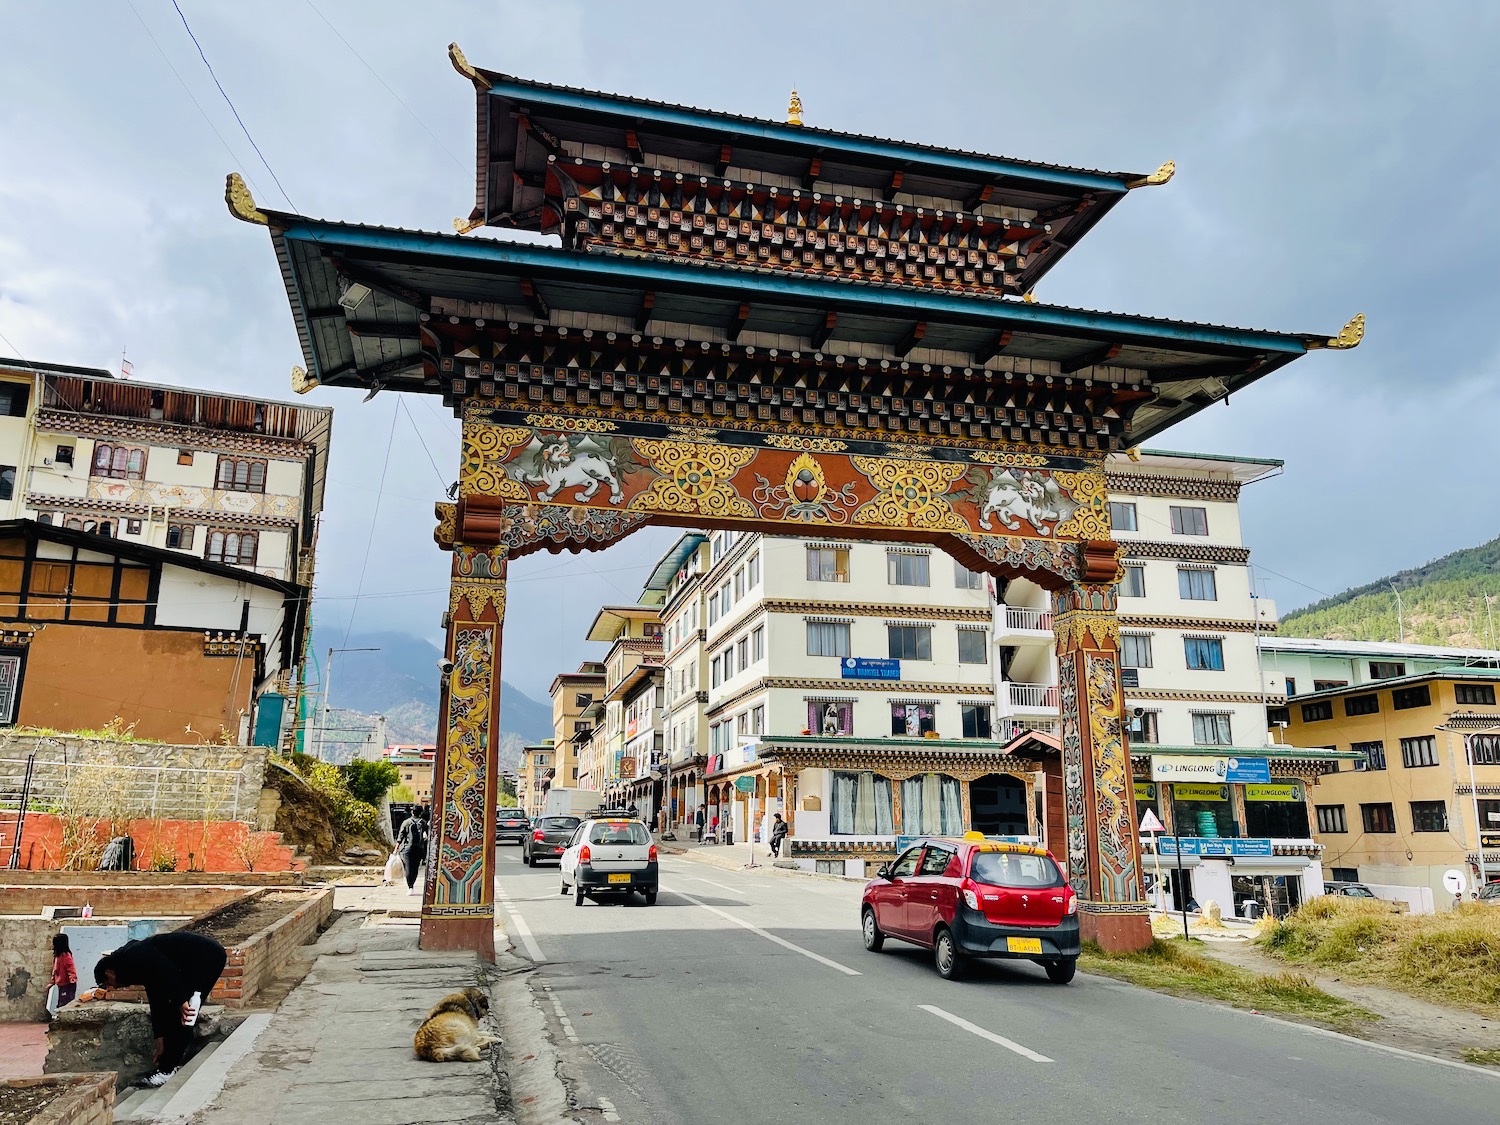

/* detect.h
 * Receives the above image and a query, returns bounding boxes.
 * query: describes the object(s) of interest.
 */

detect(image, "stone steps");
[112,1014,270,1122]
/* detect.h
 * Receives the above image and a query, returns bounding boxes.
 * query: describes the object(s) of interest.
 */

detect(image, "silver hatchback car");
[559,814,659,906]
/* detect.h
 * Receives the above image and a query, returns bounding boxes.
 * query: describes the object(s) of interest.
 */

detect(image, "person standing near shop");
[89,931,228,1087]
[769,813,788,858]
[50,934,77,1013]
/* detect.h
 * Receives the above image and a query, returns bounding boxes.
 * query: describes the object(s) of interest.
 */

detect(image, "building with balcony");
[659,534,711,832]
[1275,666,1500,907]
[583,604,663,797]
[518,740,555,818]
[546,660,606,803]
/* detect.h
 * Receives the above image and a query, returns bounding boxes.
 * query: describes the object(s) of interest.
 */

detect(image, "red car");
[861,835,1080,983]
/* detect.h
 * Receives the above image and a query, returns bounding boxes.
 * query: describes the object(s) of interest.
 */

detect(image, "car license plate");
[1007,937,1043,954]
[607,873,631,884]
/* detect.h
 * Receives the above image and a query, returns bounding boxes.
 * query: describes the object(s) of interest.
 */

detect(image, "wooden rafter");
[893,321,926,358]
[964,183,995,212]
[518,278,550,320]
[635,291,655,332]
[973,330,1013,366]
[801,156,822,190]
[811,311,837,350]
[727,302,750,342]
[1060,342,1122,375]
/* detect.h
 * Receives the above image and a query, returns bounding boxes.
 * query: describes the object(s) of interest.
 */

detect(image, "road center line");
[685,877,742,894]
[665,886,860,976]
[918,1004,1053,1063]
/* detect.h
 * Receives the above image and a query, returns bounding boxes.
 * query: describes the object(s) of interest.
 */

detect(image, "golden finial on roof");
[1126,160,1176,189]
[291,365,319,395]
[1125,446,1141,462]
[787,88,804,127]
[453,217,483,235]
[449,42,486,89]
[1315,312,1365,350]
[1022,290,1037,304]
[224,173,268,225]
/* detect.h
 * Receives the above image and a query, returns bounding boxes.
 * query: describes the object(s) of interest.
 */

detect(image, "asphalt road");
[493,847,1498,1124]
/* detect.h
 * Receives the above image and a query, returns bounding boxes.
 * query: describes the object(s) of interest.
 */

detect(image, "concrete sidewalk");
[186,911,509,1125]
[656,833,785,873]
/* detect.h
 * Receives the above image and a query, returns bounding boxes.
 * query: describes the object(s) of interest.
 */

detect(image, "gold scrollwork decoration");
[434,502,458,549]
[449,580,507,622]
[629,439,757,517]
[666,426,721,442]
[523,414,618,434]
[969,449,1047,468]
[224,173,267,226]
[1051,468,1112,539]
[764,435,849,453]
[460,424,534,499]
[851,456,969,531]
[1054,610,1121,653]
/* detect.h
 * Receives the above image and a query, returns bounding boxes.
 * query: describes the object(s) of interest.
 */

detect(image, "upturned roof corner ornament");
[1319,312,1366,350]
[453,217,483,235]
[787,88,804,127]
[449,43,486,89]
[224,173,268,225]
[1127,160,1176,189]
[291,365,319,395]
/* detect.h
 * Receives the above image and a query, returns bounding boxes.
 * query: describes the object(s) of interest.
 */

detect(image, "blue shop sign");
[1156,837,1275,858]
[1225,757,1271,784]
[842,657,901,680]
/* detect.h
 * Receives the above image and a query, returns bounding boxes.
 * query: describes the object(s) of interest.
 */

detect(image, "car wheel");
[644,889,658,906]
[1044,959,1076,985]
[934,927,965,980]
[574,883,586,906]
[861,907,885,952]
[559,878,568,896]
[525,853,534,867]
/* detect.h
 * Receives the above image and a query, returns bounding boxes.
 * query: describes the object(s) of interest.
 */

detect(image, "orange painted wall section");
[0,813,300,873]
[14,625,257,743]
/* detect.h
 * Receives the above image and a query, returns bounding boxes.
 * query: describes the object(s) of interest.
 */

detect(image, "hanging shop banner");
[1225,758,1272,784]
[1172,783,1230,802]
[1134,782,1157,802]
[842,657,901,680]
[1156,837,1275,858]
[1151,755,1227,782]
[1245,783,1303,803]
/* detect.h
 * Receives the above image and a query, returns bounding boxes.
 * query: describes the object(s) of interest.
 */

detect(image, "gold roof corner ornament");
[1125,446,1141,462]
[291,365,319,395]
[449,43,485,88]
[787,88,804,127]
[1322,312,1365,350]
[453,217,483,235]
[1127,160,1175,189]
[225,173,268,226]
[1022,290,1037,304]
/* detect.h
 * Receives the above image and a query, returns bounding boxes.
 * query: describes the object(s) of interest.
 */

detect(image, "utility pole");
[316,646,380,761]
[1485,594,1496,653]
[1388,582,1405,644]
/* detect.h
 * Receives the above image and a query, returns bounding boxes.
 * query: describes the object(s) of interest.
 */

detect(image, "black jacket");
[105,932,227,1036]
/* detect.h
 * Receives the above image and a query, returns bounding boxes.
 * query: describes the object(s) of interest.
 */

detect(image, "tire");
[861,908,885,952]
[1044,959,1077,985]
[574,883,586,906]
[644,889,658,906]
[934,927,966,981]
[559,878,568,896]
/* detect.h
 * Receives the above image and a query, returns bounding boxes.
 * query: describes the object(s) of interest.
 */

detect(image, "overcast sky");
[3,2,1498,701]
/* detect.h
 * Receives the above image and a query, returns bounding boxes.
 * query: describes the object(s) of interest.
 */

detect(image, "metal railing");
[0,757,247,823]
[1001,606,1054,633]
[1004,682,1060,710]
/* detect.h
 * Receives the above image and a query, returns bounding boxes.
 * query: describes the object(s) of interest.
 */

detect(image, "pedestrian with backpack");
[396,806,430,896]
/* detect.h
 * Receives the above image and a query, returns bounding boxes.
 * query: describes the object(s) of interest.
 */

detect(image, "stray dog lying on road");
[413,987,500,1062]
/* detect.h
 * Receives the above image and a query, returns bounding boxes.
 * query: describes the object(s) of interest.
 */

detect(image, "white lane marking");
[598,1095,622,1122]
[665,886,860,976]
[495,885,546,961]
[918,1004,1054,1063]
[685,877,742,894]
[541,985,579,1043]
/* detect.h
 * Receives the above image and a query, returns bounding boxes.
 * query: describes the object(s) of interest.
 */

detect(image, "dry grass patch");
[1462,1048,1500,1067]
[1079,938,1376,1033]
[1262,898,1500,1014]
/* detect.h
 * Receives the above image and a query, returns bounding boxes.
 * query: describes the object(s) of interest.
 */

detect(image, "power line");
[340,403,401,649]
[398,399,450,490]
[169,0,299,212]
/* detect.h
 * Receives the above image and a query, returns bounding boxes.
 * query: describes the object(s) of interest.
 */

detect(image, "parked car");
[1477,880,1500,905]
[559,814,658,905]
[524,816,581,866]
[496,811,531,845]
[861,835,1078,983]
[1323,881,1378,899]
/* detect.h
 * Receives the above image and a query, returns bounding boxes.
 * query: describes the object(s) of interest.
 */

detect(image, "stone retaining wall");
[3,886,250,917]
[1,1073,115,1125]
[212,888,334,1007]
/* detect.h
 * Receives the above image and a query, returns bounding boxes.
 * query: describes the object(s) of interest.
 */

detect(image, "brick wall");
[0,813,301,873]
[0,870,302,887]
[211,888,334,1007]
[4,885,250,916]
[0,1074,114,1124]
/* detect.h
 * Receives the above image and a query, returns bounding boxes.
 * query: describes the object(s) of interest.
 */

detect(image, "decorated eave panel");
[461,64,1148,293]
[265,216,1331,449]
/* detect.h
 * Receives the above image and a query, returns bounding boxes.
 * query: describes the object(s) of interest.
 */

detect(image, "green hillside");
[1281,534,1500,648]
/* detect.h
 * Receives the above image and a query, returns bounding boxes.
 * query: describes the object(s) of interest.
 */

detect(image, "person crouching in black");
[91,931,228,1087]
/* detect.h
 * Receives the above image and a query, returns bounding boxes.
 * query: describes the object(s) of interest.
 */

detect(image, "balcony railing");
[1004,682,1059,710]
[1002,606,1054,634]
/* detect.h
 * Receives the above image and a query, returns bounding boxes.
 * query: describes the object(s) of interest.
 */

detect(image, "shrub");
[341,759,400,806]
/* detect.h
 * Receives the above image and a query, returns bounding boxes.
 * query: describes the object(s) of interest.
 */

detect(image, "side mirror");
[877,865,892,880]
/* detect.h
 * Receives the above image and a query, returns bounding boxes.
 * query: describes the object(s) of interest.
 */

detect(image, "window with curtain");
[1192,712,1232,746]
[1184,637,1224,670]
[887,551,930,586]
[830,772,894,835]
[901,774,962,835]
[1177,568,1217,601]
[806,621,851,657]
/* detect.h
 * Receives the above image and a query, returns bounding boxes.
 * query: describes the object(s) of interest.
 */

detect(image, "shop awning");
[1228,856,1311,872]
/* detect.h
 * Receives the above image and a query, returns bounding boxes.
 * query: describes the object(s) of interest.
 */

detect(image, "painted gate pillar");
[1053,574,1151,953]
[421,513,506,956]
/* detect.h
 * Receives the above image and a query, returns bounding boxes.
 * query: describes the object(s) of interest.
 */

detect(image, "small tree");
[341,759,400,806]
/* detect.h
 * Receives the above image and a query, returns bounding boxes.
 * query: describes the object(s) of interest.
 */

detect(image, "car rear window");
[969,851,1064,889]
[539,817,580,831]
[1343,886,1376,898]
[588,821,651,845]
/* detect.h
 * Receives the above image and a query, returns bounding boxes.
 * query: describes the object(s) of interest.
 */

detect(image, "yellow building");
[384,745,436,806]
[548,661,606,798]
[1275,669,1500,908]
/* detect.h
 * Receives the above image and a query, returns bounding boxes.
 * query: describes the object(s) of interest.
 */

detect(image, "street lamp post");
[315,646,381,761]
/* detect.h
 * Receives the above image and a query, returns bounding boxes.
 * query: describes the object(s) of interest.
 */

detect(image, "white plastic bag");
[382,852,403,885]
[46,984,60,1016]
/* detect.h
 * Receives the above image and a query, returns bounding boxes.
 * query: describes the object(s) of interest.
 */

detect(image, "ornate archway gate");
[232,48,1359,955]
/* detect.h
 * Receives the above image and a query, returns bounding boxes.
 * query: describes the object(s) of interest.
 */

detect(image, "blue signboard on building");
[1156,837,1275,858]
[1225,757,1271,784]
[842,657,901,680]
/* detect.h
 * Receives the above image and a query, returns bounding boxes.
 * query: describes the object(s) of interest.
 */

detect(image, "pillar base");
[419,910,496,959]
[1079,904,1152,953]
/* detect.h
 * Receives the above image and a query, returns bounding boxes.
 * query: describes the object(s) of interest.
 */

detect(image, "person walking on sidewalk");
[695,807,705,842]
[90,931,227,1088]
[396,806,429,896]
[769,813,788,859]
[50,933,77,1013]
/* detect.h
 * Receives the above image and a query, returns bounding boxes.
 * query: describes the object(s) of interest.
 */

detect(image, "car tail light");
[532,830,545,841]
[1066,890,1079,916]
[960,880,980,911]
[579,844,591,863]
[648,844,658,862]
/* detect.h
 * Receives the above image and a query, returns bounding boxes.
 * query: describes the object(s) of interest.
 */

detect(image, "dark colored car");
[1323,881,1378,899]
[496,811,531,845]
[861,836,1079,983]
[1477,880,1500,905]
[524,816,581,866]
